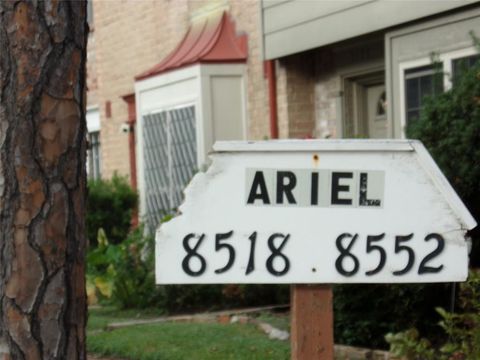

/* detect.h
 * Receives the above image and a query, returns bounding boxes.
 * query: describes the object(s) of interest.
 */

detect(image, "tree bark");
[0,1,88,359]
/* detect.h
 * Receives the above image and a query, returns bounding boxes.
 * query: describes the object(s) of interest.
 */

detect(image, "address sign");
[155,140,476,284]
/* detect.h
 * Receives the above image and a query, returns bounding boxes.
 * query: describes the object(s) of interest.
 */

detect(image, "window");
[452,54,480,86]
[404,64,443,124]
[142,105,196,232]
[402,49,479,127]
[87,131,101,180]
[86,107,101,179]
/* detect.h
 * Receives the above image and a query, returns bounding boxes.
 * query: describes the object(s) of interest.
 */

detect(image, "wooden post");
[291,285,334,360]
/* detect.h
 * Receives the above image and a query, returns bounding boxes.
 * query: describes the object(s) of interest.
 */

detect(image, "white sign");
[156,140,476,284]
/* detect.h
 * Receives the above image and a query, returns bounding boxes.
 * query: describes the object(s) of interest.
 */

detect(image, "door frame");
[341,68,384,138]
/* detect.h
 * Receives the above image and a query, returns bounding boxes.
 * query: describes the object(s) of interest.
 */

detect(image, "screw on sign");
[155,140,476,360]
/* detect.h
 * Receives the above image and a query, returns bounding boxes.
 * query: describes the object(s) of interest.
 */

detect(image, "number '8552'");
[335,232,445,277]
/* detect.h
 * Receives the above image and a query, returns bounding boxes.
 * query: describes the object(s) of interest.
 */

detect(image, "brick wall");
[90,0,189,179]
[314,49,340,139]
[276,52,316,139]
[312,36,384,140]
[228,1,270,141]
[88,0,271,179]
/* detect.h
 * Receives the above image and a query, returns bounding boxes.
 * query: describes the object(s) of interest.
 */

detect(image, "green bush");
[160,284,289,313]
[334,283,451,349]
[87,221,289,311]
[87,174,138,246]
[406,55,480,265]
[87,226,165,309]
[386,271,480,360]
[384,55,480,354]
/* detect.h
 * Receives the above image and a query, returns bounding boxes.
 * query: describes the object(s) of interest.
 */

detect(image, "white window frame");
[135,63,248,223]
[398,46,478,138]
[86,106,101,179]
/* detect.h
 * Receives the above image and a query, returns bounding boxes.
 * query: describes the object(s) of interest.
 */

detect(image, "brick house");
[87,0,480,229]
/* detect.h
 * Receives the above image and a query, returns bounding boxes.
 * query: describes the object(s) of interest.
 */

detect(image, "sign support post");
[291,285,334,360]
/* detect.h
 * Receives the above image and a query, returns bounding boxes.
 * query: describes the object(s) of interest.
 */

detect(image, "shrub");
[386,271,480,360]
[406,55,480,264]
[160,284,289,313]
[87,217,290,311]
[87,174,138,246]
[87,226,165,309]
[381,46,480,355]
[334,283,451,349]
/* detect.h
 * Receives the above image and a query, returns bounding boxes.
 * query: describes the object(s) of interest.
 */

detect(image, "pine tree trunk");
[0,1,88,359]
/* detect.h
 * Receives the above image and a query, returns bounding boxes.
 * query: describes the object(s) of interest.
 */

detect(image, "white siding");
[262,0,476,59]
[211,76,245,141]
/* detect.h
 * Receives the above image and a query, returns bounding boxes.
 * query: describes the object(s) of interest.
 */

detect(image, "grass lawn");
[87,308,290,360]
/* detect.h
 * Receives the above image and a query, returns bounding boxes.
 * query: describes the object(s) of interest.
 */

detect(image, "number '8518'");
[335,232,445,277]
[181,231,290,277]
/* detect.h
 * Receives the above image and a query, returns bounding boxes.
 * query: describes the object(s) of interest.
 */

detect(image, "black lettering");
[311,172,319,205]
[331,172,353,205]
[266,233,290,276]
[335,233,359,276]
[359,173,381,207]
[182,234,207,276]
[247,171,270,204]
[393,234,415,276]
[276,171,297,204]
[246,232,257,275]
[214,231,235,274]
[418,233,444,274]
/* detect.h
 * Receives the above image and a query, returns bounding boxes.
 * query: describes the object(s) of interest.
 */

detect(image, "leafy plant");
[86,226,164,309]
[406,54,480,265]
[334,283,451,349]
[87,174,138,246]
[386,271,480,360]
[87,229,121,305]
[385,328,436,360]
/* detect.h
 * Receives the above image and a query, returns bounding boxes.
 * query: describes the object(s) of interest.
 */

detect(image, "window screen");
[452,54,480,86]
[87,131,101,180]
[142,106,196,232]
[404,64,443,124]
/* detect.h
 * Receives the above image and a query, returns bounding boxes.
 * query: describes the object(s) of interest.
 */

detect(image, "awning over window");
[135,11,247,81]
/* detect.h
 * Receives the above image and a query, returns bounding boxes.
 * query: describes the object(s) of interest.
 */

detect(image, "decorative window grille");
[87,131,101,180]
[142,105,196,232]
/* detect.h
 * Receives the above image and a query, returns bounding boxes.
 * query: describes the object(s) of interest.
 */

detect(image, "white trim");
[410,141,477,230]
[398,56,432,138]
[86,107,101,133]
[398,46,478,137]
[440,47,478,90]
[135,65,200,94]
[86,104,99,112]
[147,100,198,116]
[213,139,415,153]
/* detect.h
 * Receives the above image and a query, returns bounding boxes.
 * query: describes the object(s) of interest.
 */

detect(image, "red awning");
[135,11,248,81]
